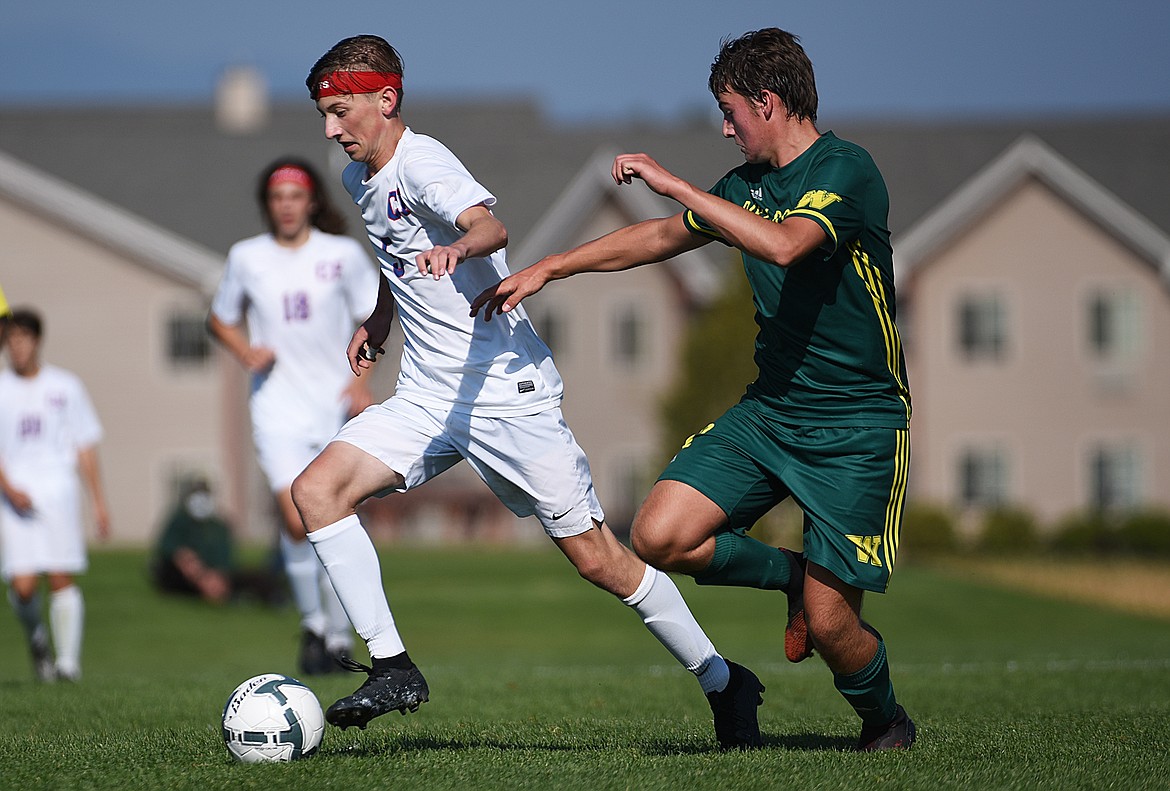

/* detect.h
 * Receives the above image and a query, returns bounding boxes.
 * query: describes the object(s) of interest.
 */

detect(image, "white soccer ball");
[221,673,325,763]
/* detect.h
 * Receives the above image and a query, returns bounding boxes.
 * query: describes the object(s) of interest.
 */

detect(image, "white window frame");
[956,443,1010,509]
[956,291,1007,362]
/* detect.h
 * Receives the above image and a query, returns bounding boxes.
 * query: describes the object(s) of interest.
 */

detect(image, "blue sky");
[3,0,1168,122]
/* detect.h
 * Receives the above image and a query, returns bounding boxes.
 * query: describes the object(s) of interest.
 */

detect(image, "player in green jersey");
[471,28,915,750]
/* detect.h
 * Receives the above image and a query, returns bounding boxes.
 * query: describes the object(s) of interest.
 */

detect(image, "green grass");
[1,546,1169,790]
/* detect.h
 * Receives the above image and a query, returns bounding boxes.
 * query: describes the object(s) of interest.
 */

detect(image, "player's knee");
[630,525,686,571]
[289,468,330,521]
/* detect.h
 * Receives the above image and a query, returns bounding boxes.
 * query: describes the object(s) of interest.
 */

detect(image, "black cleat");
[706,661,764,750]
[781,549,814,663]
[298,629,333,676]
[30,629,55,684]
[857,704,917,751]
[326,655,430,730]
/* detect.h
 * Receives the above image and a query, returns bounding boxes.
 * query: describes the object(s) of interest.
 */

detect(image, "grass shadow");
[324,730,855,758]
[328,733,590,757]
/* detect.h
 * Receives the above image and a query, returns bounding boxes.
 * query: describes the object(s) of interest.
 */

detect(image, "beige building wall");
[0,199,228,544]
[905,177,1170,523]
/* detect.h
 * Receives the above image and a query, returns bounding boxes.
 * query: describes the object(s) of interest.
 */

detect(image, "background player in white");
[291,35,765,750]
[0,308,110,682]
[209,158,380,674]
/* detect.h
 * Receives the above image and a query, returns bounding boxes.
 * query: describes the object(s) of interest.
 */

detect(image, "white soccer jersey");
[0,365,102,481]
[211,229,379,441]
[0,365,102,576]
[343,127,562,416]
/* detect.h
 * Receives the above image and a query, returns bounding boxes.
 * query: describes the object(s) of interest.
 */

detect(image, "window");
[612,305,646,367]
[957,445,1008,508]
[529,307,566,360]
[1088,442,1140,511]
[1087,289,1139,361]
[167,312,211,366]
[957,293,1006,361]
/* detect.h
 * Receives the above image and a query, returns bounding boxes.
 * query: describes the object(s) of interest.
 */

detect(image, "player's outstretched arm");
[469,214,704,321]
[415,204,508,280]
[614,152,827,267]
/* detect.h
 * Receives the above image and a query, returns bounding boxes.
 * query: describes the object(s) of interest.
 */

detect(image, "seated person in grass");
[152,478,283,607]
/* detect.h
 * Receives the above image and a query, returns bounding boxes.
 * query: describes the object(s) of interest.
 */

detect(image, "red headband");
[268,165,315,192]
[314,71,402,99]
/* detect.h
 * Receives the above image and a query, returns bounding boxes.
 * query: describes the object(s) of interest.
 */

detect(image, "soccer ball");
[221,673,325,763]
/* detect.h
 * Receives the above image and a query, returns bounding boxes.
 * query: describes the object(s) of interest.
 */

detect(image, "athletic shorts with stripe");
[659,399,910,593]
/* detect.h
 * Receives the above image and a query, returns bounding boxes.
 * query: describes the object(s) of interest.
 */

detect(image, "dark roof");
[832,113,1170,244]
[2,101,1168,262]
[893,135,1170,289]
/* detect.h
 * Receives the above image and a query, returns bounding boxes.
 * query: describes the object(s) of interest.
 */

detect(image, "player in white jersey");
[291,35,764,750]
[0,309,110,682]
[209,157,380,675]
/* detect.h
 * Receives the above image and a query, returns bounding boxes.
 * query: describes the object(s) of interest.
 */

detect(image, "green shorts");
[659,400,910,593]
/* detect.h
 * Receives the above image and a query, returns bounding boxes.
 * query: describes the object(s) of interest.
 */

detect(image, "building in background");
[0,151,242,541]
[2,84,1167,541]
[896,136,1170,526]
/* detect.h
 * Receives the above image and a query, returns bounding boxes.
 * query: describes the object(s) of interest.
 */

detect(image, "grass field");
[1,546,1168,790]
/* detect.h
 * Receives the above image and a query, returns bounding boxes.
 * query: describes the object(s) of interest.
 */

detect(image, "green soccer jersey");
[683,132,911,428]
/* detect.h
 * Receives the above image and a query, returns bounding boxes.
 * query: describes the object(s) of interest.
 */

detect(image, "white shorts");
[0,475,87,579]
[333,398,605,539]
[254,429,330,492]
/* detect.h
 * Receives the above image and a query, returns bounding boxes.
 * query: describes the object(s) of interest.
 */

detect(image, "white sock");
[307,514,405,659]
[280,532,326,636]
[622,564,730,694]
[49,585,84,678]
[319,570,353,655]
[8,588,45,640]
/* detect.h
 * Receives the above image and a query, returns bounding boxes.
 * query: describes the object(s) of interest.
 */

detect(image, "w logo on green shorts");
[847,535,883,567]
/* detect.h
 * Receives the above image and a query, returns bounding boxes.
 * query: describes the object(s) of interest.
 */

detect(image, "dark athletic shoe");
[298,629,333,676]
[781,549,814,663]
[30,630,55,683]
[857,705,917,751]
[706,661,764,750]
[326,655,430,730]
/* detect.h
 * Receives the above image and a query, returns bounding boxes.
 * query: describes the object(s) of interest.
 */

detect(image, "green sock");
[833,638,898,727]
[693,531,792,590]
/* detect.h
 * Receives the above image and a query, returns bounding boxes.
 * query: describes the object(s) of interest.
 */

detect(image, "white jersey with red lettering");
[0,365,102,577]
[342,127,562,417]
[211,229,379,445]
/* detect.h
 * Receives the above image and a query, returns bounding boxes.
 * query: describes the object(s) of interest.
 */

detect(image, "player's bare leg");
[292,442,427,729]
[804,563,915,750]
[633,480,812,661]
[559,520,762,749]
[276,486,352,673]
[553,521,645,597]
[628,480,723,574]
[7,574,54,682]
